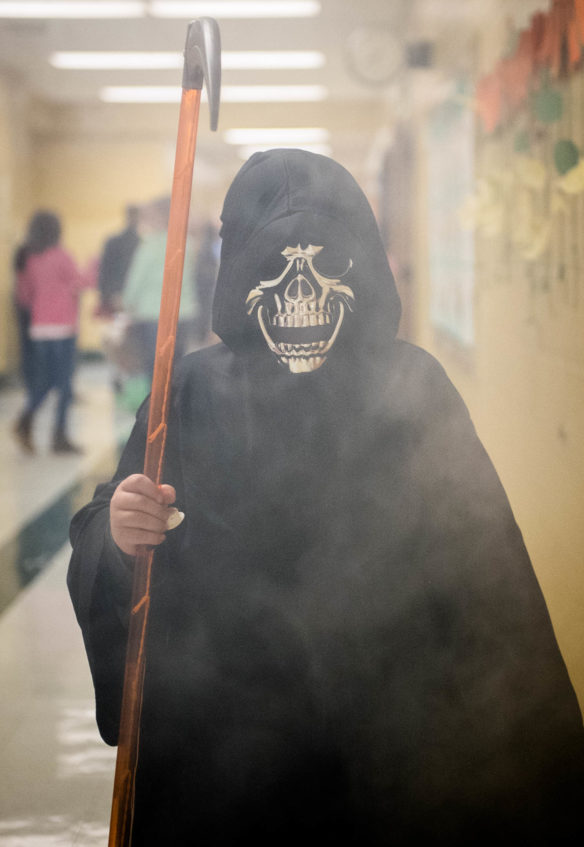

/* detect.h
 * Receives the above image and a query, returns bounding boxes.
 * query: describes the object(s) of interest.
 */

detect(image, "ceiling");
[0,0,550,186]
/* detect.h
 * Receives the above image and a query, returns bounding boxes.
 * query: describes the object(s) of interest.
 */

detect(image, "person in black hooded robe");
[68,149,584,845]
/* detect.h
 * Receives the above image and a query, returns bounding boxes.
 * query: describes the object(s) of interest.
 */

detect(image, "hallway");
[0,360,132,845]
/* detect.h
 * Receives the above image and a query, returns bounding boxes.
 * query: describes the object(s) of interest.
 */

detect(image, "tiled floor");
[0,360,136,845]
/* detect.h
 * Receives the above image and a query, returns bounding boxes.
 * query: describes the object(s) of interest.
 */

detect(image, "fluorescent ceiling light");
[238,144,332,160]
[51,52,181,70]
[225,128,329,145]
[50,51,325,71]
[224,51,324,70]
[101,85,327,103]
[0,1,143,16]
[223,85,327,102]
[148,1,321,18]
[0,0,321,17]
[101,86,182,103]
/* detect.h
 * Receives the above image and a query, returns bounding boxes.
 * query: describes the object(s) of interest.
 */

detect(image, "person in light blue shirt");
[122,195,198,381]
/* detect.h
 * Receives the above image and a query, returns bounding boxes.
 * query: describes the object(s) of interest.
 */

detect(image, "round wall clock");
[345,25,404,87]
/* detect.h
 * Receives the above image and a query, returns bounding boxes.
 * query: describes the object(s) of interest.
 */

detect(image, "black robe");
[68,150,584,845]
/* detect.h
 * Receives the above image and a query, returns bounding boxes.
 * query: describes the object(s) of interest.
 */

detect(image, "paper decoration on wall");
[554,138,580,173]
[556,158,584,192]
[533,86,563,122]
[476,72,504,134]
[516,155,548,189]
[514,129,532,152]
[475,0,584,134]
[457,152,572,261]
[520,219,552,261]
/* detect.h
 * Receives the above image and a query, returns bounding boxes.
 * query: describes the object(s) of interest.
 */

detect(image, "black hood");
[212,148,401,367]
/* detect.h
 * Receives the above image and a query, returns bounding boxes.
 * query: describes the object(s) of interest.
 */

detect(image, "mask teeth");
[280,355,327,373]
[272,312,331,328]
[276,341,324,356]
[283,301,319,315]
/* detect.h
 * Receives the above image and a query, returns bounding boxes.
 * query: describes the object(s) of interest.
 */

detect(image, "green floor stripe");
[0,450,120,616]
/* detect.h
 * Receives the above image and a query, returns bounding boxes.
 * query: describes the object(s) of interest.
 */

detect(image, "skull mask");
[245,244,355,373]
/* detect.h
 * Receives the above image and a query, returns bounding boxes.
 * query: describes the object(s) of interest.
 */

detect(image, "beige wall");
[0,76,34,373]
[35,136,175,261]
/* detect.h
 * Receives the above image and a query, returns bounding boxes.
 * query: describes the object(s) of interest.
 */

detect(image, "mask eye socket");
[257,247,290,281]
[312,244,352,278]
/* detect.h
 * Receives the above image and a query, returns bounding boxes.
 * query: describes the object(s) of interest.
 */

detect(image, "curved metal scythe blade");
[183,16,221,129]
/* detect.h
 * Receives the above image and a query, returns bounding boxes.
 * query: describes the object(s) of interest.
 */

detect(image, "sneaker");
[13,416,34,454]
[53,436,83,455]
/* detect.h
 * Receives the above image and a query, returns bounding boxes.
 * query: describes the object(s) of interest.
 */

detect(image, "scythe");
[108,18,221,847]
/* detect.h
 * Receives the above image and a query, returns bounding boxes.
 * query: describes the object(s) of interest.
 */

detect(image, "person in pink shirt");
[13,211,88,454]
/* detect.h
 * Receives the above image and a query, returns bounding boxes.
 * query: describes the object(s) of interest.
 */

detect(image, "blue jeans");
[26,337,76,434]
[15,304,35,397]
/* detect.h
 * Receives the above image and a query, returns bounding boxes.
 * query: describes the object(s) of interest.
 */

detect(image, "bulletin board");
[426,93,476,348]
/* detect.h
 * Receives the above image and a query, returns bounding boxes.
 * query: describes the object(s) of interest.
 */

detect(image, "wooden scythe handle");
[108,86,201,847]
[108,17,220,847]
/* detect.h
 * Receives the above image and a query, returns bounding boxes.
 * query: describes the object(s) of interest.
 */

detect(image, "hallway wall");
[0,76,34,375]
